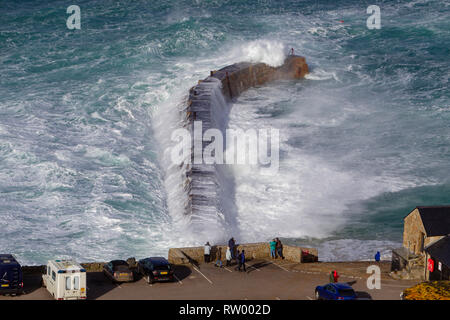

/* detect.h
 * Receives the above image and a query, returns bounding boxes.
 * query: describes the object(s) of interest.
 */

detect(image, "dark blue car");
[315,283,357,300]
[0,254,23,295]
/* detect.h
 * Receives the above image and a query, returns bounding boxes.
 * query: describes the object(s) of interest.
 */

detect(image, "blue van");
[0,254,24,295]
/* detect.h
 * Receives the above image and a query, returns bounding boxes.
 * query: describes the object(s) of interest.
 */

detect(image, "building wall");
[403,209,446,256]
[403,209,426,255]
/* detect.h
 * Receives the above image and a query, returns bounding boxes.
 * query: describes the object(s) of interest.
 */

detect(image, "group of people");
[269,238,284,259]
[203,237,286,273]
[203,238,247,272]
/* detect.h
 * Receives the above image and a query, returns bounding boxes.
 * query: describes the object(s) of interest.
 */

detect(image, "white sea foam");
[315,239,400,262]
[148,38,294,248]
[230,40,287,67]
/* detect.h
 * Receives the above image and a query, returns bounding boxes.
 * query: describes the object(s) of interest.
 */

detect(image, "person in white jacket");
[225,246,232,266]
[204,242,211,263]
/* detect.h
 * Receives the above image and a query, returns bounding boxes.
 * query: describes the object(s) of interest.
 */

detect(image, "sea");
[1,0,449,265]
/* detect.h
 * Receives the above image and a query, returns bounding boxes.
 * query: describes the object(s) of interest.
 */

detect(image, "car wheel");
[315,290,321,300]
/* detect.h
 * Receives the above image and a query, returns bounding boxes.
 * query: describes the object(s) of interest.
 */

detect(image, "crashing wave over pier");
[178,55,309,243]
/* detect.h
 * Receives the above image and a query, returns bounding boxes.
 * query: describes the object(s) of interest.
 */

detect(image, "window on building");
[52,271,56,281]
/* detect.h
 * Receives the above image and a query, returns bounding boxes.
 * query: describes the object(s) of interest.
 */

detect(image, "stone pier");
[184,55,309,222]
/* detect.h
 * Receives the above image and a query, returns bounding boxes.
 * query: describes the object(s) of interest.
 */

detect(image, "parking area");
[0,260,419,300]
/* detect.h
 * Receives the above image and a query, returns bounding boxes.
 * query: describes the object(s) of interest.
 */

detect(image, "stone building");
[424,235,450,280]
[392,206,450,280]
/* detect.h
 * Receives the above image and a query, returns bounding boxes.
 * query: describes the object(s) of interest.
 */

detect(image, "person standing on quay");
[375,251,381,262]
[329,270,339,283]
[235,250,241,270]
[226,246,232,266]
[214,247,223,268]
[238,250,246,272]
[228,237,236,259]
[269,239,277,259]
[204,242,211,263]
[275,237,284,259]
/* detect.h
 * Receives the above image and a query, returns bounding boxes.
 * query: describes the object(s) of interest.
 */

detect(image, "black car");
[0,254,23,295]
[137,257,174,284]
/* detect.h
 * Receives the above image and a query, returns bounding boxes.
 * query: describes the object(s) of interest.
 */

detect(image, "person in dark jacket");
[275,238,284,259]
[234,250,240,270]
[237,250,246,272]
[228,237,236,259]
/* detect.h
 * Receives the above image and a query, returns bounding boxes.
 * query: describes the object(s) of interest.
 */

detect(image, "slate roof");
[405,206,450,237]
[425,236,450,267]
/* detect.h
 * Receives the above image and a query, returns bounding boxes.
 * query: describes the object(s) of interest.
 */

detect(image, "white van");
[42,260,87,300]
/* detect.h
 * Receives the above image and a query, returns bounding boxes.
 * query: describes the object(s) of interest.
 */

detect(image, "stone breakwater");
[21,243,317,274]
[168,242,318,265]
[182,55,308,234]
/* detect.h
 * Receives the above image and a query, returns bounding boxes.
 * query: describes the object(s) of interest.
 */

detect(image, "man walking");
[237,250,246,272]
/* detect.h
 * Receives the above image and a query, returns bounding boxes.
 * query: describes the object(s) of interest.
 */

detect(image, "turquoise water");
[1,0,449,264]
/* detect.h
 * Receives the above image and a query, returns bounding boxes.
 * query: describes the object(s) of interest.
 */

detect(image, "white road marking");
[306,296,313,300]
[192,266,213,285]
[275,297,281,300]
[174,275,183,284]
[223,267,233,273]
[270,262,290,272]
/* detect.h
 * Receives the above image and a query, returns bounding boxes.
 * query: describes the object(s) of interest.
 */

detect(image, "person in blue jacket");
[375,251,381,262]
[237,250,246,272]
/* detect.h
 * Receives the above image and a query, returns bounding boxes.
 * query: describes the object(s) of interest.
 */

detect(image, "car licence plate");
[1,284,9,287]
[160,271,168,275]
[120,273,129,277]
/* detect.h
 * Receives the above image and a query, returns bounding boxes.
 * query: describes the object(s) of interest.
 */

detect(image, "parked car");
[137,257,174,284]
[103,260,134,283]
[0,254,23,295]
[42,259,87,300]
[315,283,357,300]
